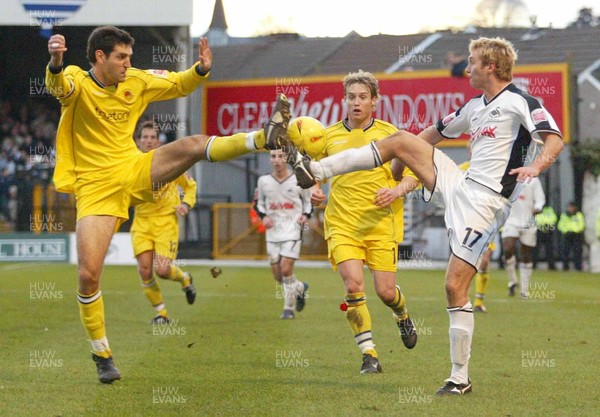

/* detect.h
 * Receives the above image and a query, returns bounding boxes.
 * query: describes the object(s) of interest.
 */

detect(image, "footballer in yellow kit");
[324,119,411,254]
[131,121,197,323]
[45,26,296,384]
[308,70,419,374]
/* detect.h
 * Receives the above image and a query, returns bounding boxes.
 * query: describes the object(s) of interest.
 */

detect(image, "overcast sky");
[191,0,595,37]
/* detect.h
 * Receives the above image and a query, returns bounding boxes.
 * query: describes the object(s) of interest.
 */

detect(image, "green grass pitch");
[1,262,598,416]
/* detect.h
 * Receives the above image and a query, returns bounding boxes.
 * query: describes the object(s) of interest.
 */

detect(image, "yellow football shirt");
[323,119,417,242]
[45,64,208,193]
[130,173,196,258]
[133,172,197,221]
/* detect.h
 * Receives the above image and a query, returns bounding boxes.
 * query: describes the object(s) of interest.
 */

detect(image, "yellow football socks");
[474,272,489,307]
[167,265,185,284]
[205,131,265,162]
[142,278,167,317]
[77,290,111,358]
[345,292,376,356]
[252,130,266,149]
[385,286,409,320]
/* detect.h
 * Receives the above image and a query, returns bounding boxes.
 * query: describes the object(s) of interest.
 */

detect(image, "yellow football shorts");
[74,151,155,227]
[131,213,179,259]
[328,234,397,272]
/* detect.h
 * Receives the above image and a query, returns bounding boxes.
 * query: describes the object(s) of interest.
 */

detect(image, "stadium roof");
[200,25,600,80]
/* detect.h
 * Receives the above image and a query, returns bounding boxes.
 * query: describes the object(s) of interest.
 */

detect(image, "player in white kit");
[255,149,313,319]
[288,36,564,395]
[502,177,546,298]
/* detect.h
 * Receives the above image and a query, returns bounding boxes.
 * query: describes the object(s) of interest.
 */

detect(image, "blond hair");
[469,37,518,82]
[343,70,379,98]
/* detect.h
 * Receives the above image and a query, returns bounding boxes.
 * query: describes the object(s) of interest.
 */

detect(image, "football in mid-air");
[286,117,326,158]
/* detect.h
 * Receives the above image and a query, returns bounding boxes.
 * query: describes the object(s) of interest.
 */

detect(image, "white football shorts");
[429,149,511,269]
[267,240,302,264]
[501,224,537,247]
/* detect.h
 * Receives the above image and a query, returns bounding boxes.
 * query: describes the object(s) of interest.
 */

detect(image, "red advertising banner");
[203,64,570,145]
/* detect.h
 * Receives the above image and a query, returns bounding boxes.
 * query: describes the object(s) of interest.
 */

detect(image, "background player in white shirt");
[289,36,564,395]
[255,150,312,319]
[502,177,546,298]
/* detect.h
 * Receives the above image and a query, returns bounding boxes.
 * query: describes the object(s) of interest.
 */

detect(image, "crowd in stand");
[0,99,59,227]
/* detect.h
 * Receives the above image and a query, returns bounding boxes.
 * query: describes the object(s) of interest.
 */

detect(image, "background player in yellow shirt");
[46,26,291,383]
[310,70,419,374]
[131,121,197,324]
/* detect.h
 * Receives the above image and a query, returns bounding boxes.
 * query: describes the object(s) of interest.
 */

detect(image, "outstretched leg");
[292,130,437,190]
[151,94,291,186]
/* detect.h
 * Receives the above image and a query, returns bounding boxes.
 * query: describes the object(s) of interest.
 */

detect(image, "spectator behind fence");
[557,202,585,271]
[534,205,558,270]
[447,52,468,77]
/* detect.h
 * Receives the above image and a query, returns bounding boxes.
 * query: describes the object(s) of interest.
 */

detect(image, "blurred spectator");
[0,99,59,227]
[534,205,558,270]
[7,184,17,228]
[557,202,585,271]
[447,52,468,77]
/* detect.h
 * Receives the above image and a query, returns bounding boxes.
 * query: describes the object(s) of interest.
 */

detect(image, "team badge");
[531,109,547,124]
[123,89,134,103]
[149,69,168,77]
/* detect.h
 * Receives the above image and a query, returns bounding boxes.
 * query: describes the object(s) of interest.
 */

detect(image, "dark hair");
[87,26,134,65]
[135,120,158,140]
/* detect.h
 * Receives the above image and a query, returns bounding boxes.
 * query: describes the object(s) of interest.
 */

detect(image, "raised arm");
[509,132,564,182]
[45,34,73,98]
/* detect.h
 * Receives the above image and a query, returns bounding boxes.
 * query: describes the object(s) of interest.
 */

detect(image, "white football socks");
[505,255,518,288]
[313,142,382,180]
[282,275,297,311]
[519,262,533,297]
[447,302,474,385]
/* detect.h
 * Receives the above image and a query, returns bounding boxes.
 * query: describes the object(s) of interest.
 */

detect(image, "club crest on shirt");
[531,108,547,124]
[123,89,134,103]
[489,107,501,118]
[149,69,168,77]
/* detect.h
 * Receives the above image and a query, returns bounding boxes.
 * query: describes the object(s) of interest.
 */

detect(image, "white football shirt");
[255,173,313,242]
[504,177,546,229]
[436,83,561,202]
